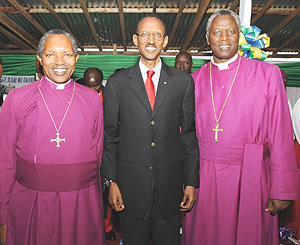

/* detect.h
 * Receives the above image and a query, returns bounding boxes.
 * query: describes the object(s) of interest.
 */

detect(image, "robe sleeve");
[266,65,299,200]
[100,76,120,182]
[0,91,18,224]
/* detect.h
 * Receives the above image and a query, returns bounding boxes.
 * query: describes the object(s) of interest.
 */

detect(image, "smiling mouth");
[219,45,230,50]
[53,68,68,75]
[146,46,157,52]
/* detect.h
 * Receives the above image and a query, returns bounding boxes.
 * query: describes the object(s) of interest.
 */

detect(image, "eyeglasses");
[135,31,165,41]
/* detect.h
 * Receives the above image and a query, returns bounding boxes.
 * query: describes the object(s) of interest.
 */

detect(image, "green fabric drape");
[276,62,300,87]
[0,54,299,86]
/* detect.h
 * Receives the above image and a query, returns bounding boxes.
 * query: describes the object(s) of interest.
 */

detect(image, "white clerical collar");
[139,59,162,78]
[45,76,71,90]
[211,53,238,70]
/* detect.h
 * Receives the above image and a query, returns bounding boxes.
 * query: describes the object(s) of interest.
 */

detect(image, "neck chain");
[38,82,76,147]
[210,56,241,143]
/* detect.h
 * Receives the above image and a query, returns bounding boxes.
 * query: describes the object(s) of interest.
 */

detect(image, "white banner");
[1,75,35,89]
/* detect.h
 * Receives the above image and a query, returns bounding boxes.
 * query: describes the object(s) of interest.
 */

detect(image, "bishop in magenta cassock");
[0,29,105,244]
[182,10,299,245]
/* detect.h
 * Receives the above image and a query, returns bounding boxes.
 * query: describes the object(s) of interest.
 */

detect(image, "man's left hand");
[265,198,291,215]
[180,186,196,212]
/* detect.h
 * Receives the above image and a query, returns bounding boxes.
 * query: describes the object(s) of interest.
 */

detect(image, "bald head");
[175,52,193,74]
[83,67,103,93]
[136,15,166,35]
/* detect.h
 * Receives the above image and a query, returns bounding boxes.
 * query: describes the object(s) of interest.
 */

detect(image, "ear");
[205,34,210,46]
[36,54,42,66]
[75,54,79,62]
[133,34,138,47]
[163,35,169,49]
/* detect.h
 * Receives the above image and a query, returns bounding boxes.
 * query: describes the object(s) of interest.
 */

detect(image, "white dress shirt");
[139,59,162,95]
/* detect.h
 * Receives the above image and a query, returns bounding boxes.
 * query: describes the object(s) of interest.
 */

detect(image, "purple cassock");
[182,55,299,245]
[0,77,105,245]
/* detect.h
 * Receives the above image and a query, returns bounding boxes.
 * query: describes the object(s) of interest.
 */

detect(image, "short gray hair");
[206,10,241,36]
[37,29,78,56]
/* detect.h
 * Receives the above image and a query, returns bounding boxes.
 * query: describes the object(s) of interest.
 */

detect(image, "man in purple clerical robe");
[182,10,299,245]
[0,29,105,245]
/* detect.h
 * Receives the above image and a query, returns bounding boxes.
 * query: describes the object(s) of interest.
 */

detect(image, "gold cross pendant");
[51,132,66,147]
[211,123,223,143]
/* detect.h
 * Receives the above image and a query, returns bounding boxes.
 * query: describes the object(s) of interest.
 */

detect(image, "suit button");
[151,142,156,147]
[150,120,156,125]
[149,166,153,170]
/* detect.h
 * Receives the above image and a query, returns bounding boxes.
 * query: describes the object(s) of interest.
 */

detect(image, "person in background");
[174,52,193,74]
[83,67,116,242]
[101,15,199,245]
[83,67,104,102]
[0,29,105,245]
[182,9,298,245]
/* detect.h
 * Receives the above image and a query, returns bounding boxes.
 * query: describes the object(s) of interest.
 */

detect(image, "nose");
[148,33,155,44]
[220,30,229,40]
[55,54,64,65]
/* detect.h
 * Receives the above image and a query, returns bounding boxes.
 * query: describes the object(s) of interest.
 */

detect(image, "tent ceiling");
[0,0,299,58]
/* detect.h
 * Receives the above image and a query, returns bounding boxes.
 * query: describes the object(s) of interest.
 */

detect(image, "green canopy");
[0,54,299,87]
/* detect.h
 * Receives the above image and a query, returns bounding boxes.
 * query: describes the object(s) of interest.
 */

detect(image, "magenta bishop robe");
[182,55,299,245]
[0,77,105,245]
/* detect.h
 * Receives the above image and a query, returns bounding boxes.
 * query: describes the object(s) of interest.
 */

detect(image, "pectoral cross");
[51,132,66,147]
[211,123,223,143]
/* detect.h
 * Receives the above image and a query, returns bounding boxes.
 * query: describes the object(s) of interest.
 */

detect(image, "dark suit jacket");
[101,61,199,219]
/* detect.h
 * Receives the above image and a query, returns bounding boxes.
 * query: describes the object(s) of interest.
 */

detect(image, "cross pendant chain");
[38,82,76,148]
[51,132,66,147]
[211,123,223,143]
[209,56,241,143]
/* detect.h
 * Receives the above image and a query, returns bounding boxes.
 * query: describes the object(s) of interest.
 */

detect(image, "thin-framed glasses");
[135,31,165,41]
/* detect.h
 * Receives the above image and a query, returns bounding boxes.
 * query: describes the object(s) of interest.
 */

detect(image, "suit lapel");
[127,62,153,114]
[127,61,175,116]
[152,62,175,116]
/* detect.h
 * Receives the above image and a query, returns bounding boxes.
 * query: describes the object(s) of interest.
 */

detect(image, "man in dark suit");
[101,15,199,245]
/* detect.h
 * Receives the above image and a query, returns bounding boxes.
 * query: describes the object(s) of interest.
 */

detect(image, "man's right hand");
[108,182,125,212]
[0,224,6,245]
